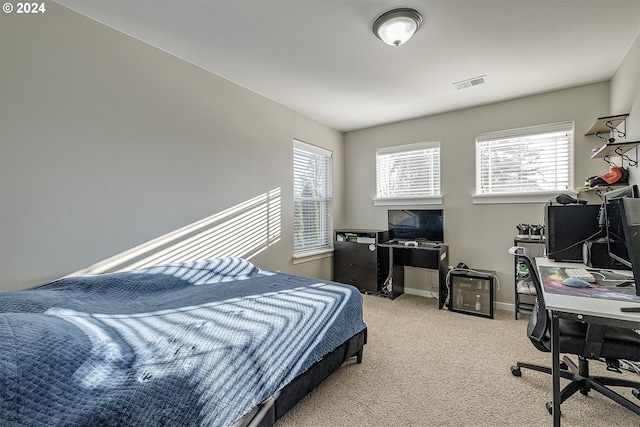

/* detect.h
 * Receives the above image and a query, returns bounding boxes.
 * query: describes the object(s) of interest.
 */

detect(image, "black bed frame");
[233,328,367,427]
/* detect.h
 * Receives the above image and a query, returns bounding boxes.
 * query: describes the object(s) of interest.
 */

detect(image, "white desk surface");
[536,257,640,325]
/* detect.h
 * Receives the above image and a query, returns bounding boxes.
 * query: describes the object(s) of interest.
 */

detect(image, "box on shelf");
[356,236,376,244]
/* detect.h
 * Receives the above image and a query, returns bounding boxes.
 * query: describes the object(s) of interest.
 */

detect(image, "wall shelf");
[585,114,629,136]
[579,184,626,192]
[590,140,640,159]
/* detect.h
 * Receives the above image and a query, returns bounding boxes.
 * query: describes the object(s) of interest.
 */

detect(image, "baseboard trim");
[403,287,438,299]
[495,301,513,312]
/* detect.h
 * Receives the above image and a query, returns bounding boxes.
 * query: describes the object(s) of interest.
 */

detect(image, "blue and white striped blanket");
[0,258,366,426]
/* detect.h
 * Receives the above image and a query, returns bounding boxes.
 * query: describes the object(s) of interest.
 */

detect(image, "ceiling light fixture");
[373,8,422,47]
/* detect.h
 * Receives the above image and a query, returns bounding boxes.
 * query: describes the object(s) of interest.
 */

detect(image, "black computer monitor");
[545,204,603,262]
[387,209,444,242]
[604,185,639,268]
[615,197,640,296]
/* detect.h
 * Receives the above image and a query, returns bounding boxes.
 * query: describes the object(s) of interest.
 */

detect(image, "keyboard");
[565,268,596,282]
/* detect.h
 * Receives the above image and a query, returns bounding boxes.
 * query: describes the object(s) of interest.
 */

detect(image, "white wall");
[611,33,640,183]
[344,83,611,308]
[0,1,343,291]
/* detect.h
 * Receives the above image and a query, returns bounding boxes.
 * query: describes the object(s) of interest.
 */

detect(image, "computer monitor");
[387,209,444,242]
[545,204,603,262]
[604,185,639,268]
[615,197,640,296]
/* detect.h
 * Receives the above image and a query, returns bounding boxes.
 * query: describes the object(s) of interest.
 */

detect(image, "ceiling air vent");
[453,75,486,90]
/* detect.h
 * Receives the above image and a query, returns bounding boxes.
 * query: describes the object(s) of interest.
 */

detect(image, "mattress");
[0,258,366,426]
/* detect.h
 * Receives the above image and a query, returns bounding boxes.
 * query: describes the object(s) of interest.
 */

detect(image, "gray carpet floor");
[275,294,640,426]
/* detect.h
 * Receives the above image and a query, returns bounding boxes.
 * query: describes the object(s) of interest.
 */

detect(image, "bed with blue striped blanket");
[0,258,366,426]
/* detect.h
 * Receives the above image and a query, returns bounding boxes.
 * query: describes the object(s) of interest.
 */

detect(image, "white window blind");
[376,142,441,200]
[293,140,332,254]
[476,122,574,196]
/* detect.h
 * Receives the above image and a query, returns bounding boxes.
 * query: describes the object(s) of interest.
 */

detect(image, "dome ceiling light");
[373,8,422,47]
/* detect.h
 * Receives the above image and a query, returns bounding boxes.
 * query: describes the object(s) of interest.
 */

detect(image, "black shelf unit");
[513,237,545,319]
[333,229,394,297]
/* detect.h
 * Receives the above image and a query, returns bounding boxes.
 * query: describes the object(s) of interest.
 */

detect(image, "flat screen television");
[387,209,444,243]
[604,184,640,269]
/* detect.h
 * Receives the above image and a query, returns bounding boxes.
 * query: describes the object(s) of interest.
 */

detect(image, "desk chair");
[508,246,640,416]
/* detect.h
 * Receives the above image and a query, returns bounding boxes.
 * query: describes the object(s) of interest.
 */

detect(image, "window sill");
[292,248,334,264]
[472,191,576,204]
[373,196,443,206]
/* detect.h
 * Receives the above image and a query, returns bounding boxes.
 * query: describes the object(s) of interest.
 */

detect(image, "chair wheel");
[633,388,640,399]
[511,366,522,377]
[546,401,556,415]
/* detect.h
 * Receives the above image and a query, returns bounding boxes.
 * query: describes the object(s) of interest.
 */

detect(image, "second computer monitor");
[604,184,640,268]
[616,197,640,296]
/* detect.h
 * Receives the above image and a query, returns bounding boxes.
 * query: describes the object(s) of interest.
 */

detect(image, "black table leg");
[552,310,561,426]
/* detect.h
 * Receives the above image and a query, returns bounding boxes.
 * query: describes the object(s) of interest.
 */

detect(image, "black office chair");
[509,246,640,416]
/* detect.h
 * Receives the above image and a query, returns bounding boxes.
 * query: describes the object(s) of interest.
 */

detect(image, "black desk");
[536,258,640,426]
[377,241,449,308]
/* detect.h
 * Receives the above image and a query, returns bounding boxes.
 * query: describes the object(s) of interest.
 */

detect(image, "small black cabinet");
[449,269,495,319]
[333,229,387,295]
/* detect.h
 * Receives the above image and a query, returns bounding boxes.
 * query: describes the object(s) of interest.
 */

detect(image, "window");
[475,122,574,203]
[293,139,332,255]
[375,142,441,205]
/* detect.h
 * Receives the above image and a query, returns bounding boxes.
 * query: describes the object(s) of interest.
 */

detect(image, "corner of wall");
[610,33,640,185]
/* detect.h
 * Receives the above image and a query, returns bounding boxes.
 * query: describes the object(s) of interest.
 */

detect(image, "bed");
[0,258,367,426]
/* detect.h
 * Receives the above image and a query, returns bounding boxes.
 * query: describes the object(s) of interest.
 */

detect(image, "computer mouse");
[562,277,591,288]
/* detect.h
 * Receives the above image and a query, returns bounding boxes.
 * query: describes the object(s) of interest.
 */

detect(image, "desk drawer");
[334,271,377,292]
[333,241,378,293]
[334,252,377,270]
[394,247,442,268]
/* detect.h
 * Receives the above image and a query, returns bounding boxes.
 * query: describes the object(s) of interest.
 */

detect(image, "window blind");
[376,142,441,199]
[476,122,574,195]
[293,140,332,253]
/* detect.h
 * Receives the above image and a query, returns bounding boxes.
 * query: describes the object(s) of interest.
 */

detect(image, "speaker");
[582,240,622,269]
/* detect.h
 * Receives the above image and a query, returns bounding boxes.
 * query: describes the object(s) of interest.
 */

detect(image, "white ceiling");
[53,0,640,132]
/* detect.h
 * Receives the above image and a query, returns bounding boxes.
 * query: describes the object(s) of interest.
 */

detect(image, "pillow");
[137,257,260,285]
